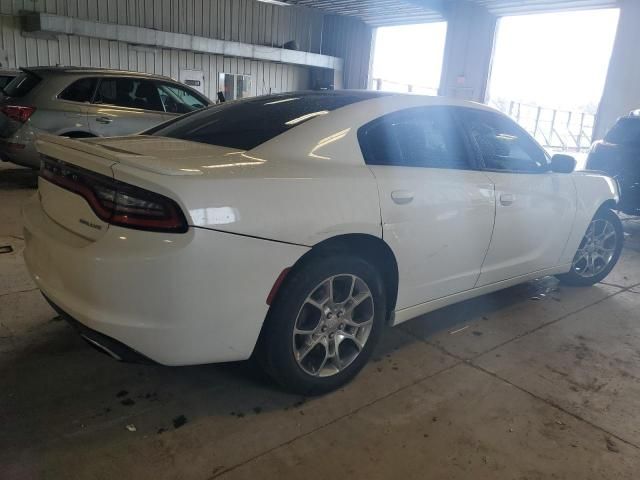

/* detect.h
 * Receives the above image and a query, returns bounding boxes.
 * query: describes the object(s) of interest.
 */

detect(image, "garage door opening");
[487,9,619,156]
[370,22,447,95]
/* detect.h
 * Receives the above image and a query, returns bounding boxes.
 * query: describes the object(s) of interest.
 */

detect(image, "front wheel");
[258,254,386,395]
[557,208,623,286]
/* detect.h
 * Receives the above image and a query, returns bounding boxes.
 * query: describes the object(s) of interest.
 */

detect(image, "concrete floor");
[2,163,640,480]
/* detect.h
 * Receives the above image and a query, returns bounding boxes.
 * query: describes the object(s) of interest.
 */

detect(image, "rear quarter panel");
[112,158,383,246]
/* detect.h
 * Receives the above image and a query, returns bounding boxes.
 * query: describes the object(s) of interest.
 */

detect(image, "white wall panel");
[0,0,332,98]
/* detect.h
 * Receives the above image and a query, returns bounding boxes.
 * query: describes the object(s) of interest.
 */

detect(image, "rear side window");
[94,77,164,112]
[3,71,40,98]
[0,75,16,89]
[148,93,372,150]
[59,78,98,103]
[605,118,640,145]
[358,107,470,169]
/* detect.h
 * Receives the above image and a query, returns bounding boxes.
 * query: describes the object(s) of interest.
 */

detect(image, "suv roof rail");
[20,66,174,80]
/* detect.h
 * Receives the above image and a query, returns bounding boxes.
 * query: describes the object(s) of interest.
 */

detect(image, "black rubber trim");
[43,294,156,365]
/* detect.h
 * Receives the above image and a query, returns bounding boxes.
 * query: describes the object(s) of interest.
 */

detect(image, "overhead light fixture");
[257,0,290,6]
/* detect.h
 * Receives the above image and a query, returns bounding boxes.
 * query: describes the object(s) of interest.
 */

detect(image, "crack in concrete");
[0,287,38,299]
[208,361,462,479]
[469,362,640,451]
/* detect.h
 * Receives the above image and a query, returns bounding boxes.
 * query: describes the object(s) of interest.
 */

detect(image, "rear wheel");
[557,208,623,286]
[259,254,386,395]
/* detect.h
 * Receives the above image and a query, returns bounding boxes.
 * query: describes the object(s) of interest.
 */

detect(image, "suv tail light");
[1,105,35,123]
[40,156,188,233]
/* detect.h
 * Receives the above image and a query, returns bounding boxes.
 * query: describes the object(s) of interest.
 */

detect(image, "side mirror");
[550,154,576,173]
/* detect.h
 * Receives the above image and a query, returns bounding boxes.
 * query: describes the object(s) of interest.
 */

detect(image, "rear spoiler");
[35,133,125,163]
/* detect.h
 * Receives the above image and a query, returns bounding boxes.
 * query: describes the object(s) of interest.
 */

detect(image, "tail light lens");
[1,105,35,123]
[40,156,188,233]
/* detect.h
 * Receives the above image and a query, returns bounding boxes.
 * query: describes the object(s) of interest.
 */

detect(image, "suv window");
[604,117,640,145]
[94,77,163,111]
[462,109,549,173]
[59,77,98,103]
[157,82,207,114]
[148,93,371,150]
[358,107,470,169]
[3,71,40,98]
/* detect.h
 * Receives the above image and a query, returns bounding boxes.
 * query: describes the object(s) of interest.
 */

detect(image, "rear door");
[361,106,496,310]
[88,77,166,136]
[458,108,576,286]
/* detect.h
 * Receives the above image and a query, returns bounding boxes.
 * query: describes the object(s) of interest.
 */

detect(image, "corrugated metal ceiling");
[285,0,619,26]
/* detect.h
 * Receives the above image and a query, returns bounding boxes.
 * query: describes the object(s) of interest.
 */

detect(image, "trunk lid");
[36,135,118,241]
[80,135,246,176]
[34,135,244,240]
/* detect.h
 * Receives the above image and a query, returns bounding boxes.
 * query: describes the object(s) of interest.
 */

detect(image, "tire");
[557,208,623,286]
[258,254,387,395]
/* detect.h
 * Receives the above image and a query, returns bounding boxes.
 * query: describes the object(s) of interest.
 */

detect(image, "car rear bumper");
[22,194,309,365]
[0,124,40,168]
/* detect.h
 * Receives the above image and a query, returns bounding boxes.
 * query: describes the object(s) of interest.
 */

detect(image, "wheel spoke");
[296,336,321,362]
[292,273,375,378]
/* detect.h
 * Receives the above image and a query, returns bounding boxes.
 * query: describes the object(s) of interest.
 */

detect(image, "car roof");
[22,66,175,81]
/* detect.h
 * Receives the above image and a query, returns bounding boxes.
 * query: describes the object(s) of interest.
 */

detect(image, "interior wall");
[0,0,327,99]
[321,14,374,89]
[438,0,497,102]
[594,0,639,140]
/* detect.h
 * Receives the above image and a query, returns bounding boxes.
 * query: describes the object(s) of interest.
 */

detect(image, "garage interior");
[2,0,640,478]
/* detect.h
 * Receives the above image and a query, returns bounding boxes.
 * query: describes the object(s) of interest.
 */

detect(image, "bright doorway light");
[488,8,619,154]
[489,9,619,112]
[371,22,447,95]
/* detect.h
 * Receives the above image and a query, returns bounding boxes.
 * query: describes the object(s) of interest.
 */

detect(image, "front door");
[360,106,496,310]
[457,108,577,286]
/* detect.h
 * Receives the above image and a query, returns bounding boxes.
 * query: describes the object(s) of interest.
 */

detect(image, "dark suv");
[587,113,640,215]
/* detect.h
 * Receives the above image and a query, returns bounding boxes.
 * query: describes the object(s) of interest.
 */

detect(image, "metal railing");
[497,100,595,153]
[370,78,438,96]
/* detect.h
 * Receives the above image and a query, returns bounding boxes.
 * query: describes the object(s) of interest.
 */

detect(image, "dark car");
[587,113,640,215]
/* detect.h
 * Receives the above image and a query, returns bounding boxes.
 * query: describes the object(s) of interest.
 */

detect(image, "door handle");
[500,193,515,206]
[391,190,414,204]
[95,116,112,124]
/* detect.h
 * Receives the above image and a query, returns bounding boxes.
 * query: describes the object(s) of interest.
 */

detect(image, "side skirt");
[390,264,572,327]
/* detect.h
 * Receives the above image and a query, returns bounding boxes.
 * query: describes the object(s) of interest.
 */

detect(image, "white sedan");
[23,92,623,394]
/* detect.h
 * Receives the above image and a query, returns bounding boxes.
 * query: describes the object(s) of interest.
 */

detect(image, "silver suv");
[0,67,211,168]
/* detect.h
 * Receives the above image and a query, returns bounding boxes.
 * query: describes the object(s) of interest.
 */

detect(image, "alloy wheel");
[572,218,618,278]
[292,274,374,377]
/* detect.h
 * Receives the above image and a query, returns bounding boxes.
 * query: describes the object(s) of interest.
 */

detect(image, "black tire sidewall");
[558,208,623,286]
[261,254,386,395]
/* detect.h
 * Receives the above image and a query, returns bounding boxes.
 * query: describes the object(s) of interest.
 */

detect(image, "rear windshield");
[3,71,40,98]
[147,93,373,150]
[605,117,640,145]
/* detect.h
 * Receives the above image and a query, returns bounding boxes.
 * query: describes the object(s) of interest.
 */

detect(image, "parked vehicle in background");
[0,67,212,169]
[587,112,640,215]
[0,68,19,90]
[24,92,623,394]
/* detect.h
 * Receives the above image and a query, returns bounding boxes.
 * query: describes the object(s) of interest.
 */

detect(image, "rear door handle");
[500,193,515,206]
[95,116,112,124]
[391,190,414,204]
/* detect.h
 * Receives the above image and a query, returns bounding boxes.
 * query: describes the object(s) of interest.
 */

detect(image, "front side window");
[94,78,163,112]
[157,82,207,114]
[462,109,549,173]
[358,107,470,169]
[59,77,98,103]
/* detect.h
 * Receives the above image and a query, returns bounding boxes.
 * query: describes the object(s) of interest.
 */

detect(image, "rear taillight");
[40,156,188,233]
[1,105,35,123]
